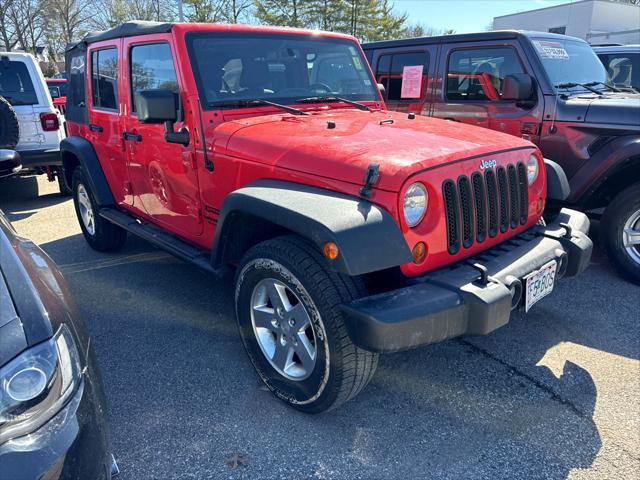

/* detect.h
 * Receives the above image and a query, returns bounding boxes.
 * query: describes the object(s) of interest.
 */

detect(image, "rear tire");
[72,168,126,252]
[601,184,640,285]
[235,235,378,413]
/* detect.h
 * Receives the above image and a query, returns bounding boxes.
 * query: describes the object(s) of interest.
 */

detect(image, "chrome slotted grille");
[443,161,528,254]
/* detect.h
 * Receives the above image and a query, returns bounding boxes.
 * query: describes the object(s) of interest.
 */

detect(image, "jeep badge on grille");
[480,159,497,170]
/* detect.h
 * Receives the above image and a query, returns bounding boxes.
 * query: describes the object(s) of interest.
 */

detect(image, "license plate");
[524,260,557,312]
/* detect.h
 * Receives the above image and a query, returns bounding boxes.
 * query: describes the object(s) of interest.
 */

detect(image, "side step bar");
[99,208,216,274]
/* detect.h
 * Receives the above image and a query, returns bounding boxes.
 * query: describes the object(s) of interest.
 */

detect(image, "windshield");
[532,38,609,90]
[48,82,67,96]
[187,32,378,108]
[597,52,640,90]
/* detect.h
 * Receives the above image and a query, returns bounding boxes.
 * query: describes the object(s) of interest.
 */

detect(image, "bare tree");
[0,0,19,51]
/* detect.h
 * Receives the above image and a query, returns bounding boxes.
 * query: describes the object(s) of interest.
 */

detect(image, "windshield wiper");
[555,82,602,95]
[208,99,308,115]
[584,81,620,93]
[296,96,371,111]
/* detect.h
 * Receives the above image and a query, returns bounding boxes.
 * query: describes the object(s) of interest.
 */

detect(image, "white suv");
[0,52,68,193]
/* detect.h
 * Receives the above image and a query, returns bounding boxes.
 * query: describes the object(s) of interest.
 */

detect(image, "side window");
[91,48,118,110]
[66,48,87,123]
[375,51,428,101]
[130,43,179,112]
[447,47,524,101]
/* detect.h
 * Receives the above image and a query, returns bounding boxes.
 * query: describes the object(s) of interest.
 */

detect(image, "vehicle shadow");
[0,175,67,220]
[34,232,627,479]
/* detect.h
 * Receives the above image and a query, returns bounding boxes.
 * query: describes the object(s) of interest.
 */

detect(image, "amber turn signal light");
[323,242,339,260]
[412,242,427,264]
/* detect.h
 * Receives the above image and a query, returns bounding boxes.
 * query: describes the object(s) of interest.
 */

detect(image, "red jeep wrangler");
[61,22,592,412]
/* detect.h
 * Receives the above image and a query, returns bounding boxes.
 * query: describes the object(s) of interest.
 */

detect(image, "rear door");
[122,35,203,238]
[370,46,436,115]
[433,41,543,141]
[87,41,130,204]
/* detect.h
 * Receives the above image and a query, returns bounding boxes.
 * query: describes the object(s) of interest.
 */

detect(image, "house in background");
[492,0,640,45]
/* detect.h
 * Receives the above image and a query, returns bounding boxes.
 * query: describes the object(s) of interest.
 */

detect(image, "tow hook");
[360,163,380,199]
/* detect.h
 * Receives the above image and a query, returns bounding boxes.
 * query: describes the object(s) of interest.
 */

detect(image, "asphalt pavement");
[1,175,638,480]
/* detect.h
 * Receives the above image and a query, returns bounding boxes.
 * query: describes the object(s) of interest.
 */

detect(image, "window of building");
[447,47,524,101]
[548,26,567,35]
[91,48,118,110]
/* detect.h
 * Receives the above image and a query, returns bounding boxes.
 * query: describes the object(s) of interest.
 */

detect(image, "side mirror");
[377,83,386,94]
[502,74,535,102]
[135,89,189,146]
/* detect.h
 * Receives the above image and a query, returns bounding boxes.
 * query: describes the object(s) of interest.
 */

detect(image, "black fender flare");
[211,180,412,276]
[60,136,115,206]
[567,135,640,205]
[544,158,570,201]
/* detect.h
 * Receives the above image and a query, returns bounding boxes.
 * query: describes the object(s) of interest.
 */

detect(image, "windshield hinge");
[360,163,380,199]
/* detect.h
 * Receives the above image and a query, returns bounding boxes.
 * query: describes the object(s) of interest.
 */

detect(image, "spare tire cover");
[0,96,20,149]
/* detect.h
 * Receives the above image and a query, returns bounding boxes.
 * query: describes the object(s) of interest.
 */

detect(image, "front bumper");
[17,148,62,168]
[341,208,592,353]
[0,379,113,479]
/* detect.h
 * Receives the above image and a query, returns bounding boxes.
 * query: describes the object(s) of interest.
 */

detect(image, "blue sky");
[392,0,576,33]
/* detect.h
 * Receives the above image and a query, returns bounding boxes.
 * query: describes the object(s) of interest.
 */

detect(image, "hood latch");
[360,163,380,199]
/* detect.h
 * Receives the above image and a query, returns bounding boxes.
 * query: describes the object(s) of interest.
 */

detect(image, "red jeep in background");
[45,78,67,116]
[61,22,592,412]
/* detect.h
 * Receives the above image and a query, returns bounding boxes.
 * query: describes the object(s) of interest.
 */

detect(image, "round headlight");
[403,183,428,227]
[6,367,47,402]
[527,154,539,185]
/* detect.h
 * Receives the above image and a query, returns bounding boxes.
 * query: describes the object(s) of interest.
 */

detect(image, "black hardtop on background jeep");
[363,30,640,283]
[61,21,592,412]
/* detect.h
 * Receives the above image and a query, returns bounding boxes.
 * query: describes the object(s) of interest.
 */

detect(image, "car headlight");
[527,154,539,185]
[0,325,81,444]
[403,182,428,227]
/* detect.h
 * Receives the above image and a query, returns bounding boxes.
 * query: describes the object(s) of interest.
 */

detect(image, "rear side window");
[91,48,118,110]
[375,51,429,101]
[447,47,524,101]
[130,43,179,112]
[0,58,38,106]
[66,49,88,123]
[598,53,640,90]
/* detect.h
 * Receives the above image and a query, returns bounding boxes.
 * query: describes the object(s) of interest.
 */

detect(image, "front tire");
[601,184,640,284]
[235,236,378,413]
[72,168,126,252]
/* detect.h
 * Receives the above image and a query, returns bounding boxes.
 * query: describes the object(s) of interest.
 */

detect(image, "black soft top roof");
[66,21,173,52]
[362,30,586,50]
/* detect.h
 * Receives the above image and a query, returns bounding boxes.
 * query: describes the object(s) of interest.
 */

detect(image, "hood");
[219,109,535,192]
[559,93,640,128]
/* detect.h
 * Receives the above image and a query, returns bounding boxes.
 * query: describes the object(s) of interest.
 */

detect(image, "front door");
[122,36,202,238]
[432,43,542,141]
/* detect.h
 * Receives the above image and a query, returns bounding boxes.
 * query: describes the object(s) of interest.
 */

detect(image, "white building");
[492,0,640,45]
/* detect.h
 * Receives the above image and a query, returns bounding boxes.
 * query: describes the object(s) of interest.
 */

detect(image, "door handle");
[122,132,142,142]
[89,123,103,132]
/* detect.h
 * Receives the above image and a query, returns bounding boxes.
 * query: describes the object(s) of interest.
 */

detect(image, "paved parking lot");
[1,175,638,480]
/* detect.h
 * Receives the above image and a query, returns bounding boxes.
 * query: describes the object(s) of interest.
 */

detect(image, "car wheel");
[602,184,640,284]
[72,168,126,251]
[235,235,378,413]
[57,167,72,196]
